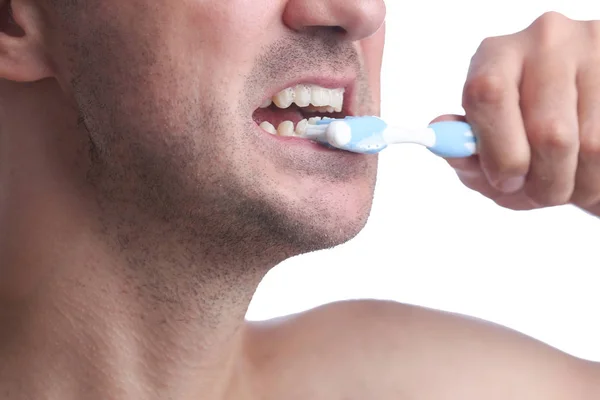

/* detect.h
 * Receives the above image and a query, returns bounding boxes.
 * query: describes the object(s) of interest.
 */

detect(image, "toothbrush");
[303,116,477,158]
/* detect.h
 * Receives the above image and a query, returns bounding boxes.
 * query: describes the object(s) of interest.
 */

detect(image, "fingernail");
[498,176,525,193]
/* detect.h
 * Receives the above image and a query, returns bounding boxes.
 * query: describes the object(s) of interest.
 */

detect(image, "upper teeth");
[261,84,344,112]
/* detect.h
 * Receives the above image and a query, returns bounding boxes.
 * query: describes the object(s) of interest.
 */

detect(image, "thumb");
[429,114,467,125]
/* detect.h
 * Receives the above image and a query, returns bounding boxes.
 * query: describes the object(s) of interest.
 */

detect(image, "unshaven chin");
[77,33,379,267]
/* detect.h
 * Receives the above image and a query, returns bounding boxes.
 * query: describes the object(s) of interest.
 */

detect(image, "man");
[0,0,598,398]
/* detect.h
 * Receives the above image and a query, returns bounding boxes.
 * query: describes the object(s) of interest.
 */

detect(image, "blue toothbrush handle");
[427,120,477,158]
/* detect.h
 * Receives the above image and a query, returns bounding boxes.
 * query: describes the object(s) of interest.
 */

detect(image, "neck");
[0,81,271,400]
[0,201,268,400]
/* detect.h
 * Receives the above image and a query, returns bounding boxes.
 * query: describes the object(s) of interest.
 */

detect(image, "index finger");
[462,36,531,193]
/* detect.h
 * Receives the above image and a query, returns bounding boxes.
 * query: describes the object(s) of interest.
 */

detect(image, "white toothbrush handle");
[381,126,437,148]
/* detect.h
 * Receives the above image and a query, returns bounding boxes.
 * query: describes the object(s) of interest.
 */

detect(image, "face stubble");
[53,6,378,269]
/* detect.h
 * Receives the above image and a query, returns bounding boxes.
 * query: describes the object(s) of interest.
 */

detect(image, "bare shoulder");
[244,299,599,400]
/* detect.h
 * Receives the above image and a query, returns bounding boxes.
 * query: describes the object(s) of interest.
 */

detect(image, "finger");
[520,54,579,207]
[572,61,600,208]
[429,115,537,210]
[462,37,531,193]
[429,114,479,172]
[454,167,538,210]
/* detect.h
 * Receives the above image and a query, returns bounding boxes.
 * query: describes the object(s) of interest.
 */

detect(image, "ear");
[0,0,53,82]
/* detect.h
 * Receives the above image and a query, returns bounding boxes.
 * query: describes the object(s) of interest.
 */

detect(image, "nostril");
[283,0,386,43]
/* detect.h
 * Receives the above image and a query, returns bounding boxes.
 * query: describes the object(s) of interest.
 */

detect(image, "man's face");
[44,0,386,256]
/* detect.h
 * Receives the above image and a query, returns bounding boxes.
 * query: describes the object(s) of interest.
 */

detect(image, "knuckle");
[535,11,571,27]
[587,20,600,46]
[527,118,577,151]
[531,12,573,48]
[477,36,504,52]
[463,74,507,107]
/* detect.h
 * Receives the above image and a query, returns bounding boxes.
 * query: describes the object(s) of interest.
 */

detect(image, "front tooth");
[277,121,295,136]
[295,119,308,136]
[325,106,335,113]
[308,117,322,125]
[273,88,295,108]
[302,105,320,113]
[260,98,272,108]
[331,89,344,112]
[260,121,276,135]
[294,85,311,107]
[310,86,331,107]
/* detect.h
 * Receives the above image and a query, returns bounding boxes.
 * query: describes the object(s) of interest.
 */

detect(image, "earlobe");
[0,0,53,82]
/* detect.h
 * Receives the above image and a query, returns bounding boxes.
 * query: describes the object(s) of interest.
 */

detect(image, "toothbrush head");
[317,116,389,154]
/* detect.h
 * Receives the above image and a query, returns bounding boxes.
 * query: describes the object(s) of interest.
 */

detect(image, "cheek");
[359,25,386,106]
[183,1,275,65]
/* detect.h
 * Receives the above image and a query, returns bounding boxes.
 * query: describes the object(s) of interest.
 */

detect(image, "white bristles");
[303,124,329,142]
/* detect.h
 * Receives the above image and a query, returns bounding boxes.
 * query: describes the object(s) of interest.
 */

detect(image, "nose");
[283,0,386,42]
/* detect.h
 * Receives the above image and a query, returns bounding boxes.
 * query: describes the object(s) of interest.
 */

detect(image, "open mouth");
[252,83,349,137]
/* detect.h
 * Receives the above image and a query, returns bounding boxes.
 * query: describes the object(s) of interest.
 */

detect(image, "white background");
[247,1,600,362]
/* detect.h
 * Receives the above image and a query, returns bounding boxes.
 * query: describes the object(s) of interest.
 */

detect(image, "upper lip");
[255,75,356,116]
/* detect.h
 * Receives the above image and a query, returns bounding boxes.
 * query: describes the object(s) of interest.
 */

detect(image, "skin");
[0,0,598,399]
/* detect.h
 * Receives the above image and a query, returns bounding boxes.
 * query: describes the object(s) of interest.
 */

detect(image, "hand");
[433,12,600,216]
